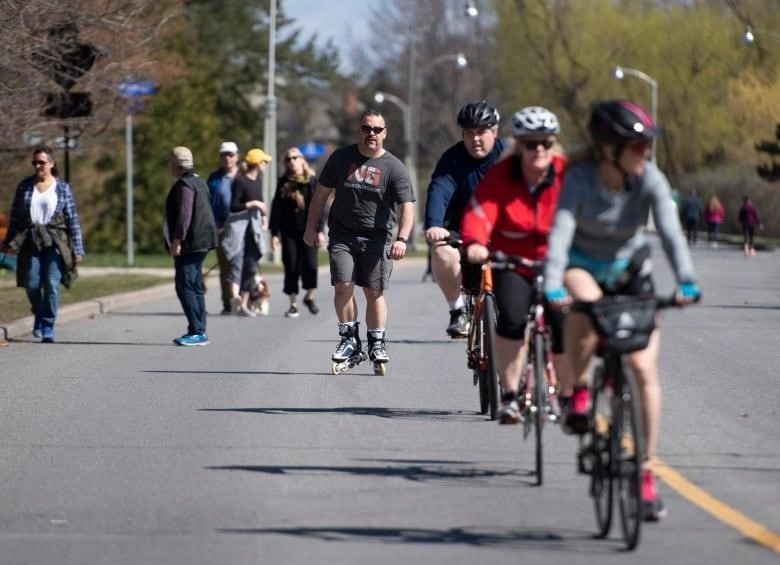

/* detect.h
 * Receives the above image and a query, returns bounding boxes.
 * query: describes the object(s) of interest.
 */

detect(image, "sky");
[284,0,381,73]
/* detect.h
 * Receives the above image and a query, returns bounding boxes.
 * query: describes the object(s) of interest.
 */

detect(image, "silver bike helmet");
[512,106,561,137]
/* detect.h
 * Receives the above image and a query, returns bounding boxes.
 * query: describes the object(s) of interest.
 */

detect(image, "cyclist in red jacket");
[460,107,573,424]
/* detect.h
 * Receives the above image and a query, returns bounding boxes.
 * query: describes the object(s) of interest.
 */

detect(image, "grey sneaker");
[497,398,522,425]
[285,305,300,318]
[446,308,469,338]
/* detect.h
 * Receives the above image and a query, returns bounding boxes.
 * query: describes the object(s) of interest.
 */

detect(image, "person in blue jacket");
[206,141,241,314]
[424,100,506,337]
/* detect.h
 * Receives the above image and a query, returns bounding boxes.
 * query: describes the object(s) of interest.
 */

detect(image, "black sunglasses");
[31,160,50,166]
[521,139,554,150]
[360,125,385,135]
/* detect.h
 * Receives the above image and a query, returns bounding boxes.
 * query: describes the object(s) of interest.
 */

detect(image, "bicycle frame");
[465,263,500,419]
[519,268,558,420]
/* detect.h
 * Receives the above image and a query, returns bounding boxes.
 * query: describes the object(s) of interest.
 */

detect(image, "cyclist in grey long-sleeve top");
[544,159,697,292]
[544,100,700,523]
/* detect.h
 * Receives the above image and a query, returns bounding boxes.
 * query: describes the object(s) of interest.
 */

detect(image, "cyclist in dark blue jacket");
[424,100,506,337]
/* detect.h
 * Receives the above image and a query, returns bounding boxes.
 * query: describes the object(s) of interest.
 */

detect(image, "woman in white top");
[1,146,84,342]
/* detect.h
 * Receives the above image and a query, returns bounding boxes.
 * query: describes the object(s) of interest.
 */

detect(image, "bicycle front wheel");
[615,360,645,551]
[482,293,500,420]
[473,309,490,415]
[590,363,613,538]
[532,331,547,486]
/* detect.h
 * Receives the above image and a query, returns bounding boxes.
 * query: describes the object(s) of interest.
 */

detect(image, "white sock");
[448,296,465,311]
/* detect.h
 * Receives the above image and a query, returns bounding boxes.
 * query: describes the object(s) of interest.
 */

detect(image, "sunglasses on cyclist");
[521,139,554,151]
[360,125,386,135]
[626,139,651,156]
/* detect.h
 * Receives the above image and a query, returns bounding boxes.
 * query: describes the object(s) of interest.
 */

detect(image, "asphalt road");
[0,239,777,564]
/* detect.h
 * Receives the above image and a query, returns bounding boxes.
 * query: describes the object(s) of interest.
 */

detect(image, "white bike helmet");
[512,106,560,137]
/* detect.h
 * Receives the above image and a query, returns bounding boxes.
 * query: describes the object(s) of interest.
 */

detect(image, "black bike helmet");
[589,99,657,144]
[457,100,500,129]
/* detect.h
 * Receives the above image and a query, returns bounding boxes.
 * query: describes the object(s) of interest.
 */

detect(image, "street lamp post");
[614,65,658,163]
[374,91,416,249]
[405,51,467,245]
[373,91,412,179]
[410,51,468,177]
[263,0,278,263]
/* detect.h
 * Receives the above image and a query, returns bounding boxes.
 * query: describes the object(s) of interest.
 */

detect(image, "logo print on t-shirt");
[348,164,382,188]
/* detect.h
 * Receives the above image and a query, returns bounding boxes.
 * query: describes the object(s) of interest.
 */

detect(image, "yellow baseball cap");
[245,148,272,165]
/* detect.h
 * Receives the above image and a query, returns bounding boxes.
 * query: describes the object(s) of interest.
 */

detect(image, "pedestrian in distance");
[270,147,322,318]
[222,148,271,317]
[303,108,415,374]
[164,146,218,346]
[543,100,700,521]
[207,141,241,314]
[705,194,724,248]
[424,100,506,338]
[1,146,84,343]
[738,196,762,257]
[680,189,702,244]
[460,106,573,424]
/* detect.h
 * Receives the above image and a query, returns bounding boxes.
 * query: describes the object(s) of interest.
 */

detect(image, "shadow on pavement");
[215,524,619,552]
[205,461,532,485]
[199,406,482,421]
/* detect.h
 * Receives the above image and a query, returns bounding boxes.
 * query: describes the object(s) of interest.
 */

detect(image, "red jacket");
[460,153,566,270]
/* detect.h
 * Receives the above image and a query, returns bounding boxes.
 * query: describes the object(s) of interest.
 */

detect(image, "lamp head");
[744,26,756,45]
[614,66,625,80]
[465,1,479,18]
[374,92,385,104]
[456,53,468,68]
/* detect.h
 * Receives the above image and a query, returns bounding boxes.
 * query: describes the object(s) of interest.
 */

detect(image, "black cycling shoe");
[446,308,469,338]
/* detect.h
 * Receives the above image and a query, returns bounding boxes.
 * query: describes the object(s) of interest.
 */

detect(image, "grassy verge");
[0,246,430,326]
[0,274,170,325]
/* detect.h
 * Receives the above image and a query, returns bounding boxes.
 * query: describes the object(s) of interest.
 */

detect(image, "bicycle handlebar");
[571,292,700,314]
[487,251,543,272]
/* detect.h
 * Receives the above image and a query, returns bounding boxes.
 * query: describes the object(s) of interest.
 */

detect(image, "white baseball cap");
[219,141,239,155]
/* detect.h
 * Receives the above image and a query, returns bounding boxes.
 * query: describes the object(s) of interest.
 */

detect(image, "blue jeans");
[26,246,63,329]
[174,251,208,335]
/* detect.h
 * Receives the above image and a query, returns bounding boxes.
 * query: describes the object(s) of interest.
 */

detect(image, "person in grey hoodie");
[544,100,700,522]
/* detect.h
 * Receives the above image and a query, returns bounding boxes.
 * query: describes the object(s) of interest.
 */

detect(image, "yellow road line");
[653,457,780,554]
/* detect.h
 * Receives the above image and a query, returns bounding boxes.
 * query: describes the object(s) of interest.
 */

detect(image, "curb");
[0,257,429,342]
[0,282,175,342]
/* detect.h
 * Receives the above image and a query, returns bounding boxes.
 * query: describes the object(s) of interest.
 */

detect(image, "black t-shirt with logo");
[319,144,414,242]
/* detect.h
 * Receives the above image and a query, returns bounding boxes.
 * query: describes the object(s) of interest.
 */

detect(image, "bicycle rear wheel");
[590,363,613,538]
[615,361,644,551]
[532,331,547,486]
[482,293,500,420]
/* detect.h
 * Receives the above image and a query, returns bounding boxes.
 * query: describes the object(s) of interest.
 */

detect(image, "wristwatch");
[396,236,408,243]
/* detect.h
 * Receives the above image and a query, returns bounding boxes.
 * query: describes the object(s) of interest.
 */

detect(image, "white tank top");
[30,180,58,225]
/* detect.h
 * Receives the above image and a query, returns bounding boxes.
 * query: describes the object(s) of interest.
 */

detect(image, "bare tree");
[0,0,179,162]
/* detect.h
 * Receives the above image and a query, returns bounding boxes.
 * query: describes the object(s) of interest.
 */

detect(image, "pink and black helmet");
[589,100,657,143]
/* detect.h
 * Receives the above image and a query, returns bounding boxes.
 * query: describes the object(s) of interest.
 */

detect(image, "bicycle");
[489,251,559,486]
[441,234,500,420]
[573,293,682,550]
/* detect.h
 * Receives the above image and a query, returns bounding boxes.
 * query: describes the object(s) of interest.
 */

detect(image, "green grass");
[0,274,169,325]
[0,245,429,326]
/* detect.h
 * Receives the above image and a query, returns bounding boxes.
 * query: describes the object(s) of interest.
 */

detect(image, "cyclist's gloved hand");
[676,282,701,303]
[545,287,569,304]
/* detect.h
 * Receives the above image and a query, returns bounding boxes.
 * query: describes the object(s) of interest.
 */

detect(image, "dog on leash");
[247,275,271,316]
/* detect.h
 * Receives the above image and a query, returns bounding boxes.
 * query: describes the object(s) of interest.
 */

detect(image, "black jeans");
[174,251,208,335]
[281,234,318,295]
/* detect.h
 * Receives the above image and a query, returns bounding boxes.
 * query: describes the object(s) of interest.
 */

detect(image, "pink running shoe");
[642,469,667,521]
